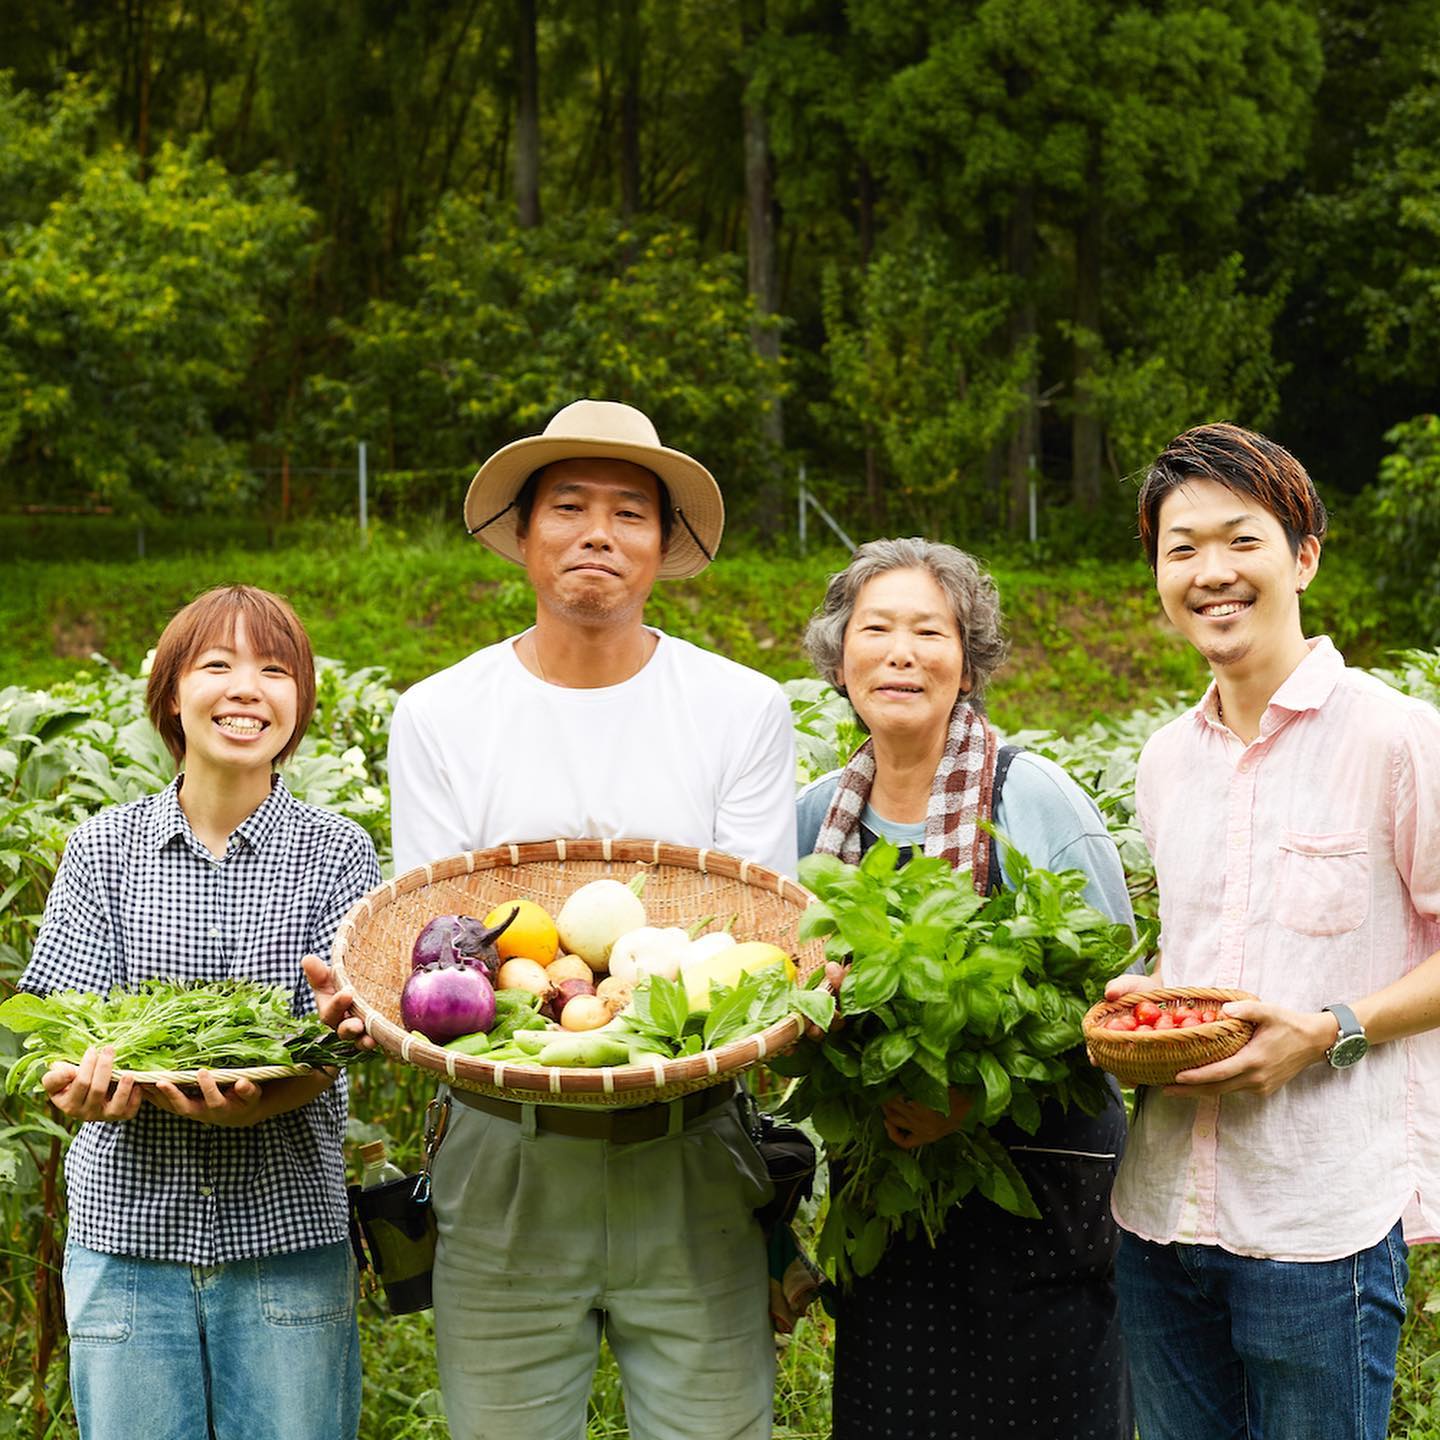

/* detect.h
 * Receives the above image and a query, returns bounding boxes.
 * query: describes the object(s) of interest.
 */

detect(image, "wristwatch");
[1322,1003,1369,1069]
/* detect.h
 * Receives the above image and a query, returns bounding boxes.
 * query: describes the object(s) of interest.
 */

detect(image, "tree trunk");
[1005,182,1039,534]
[135,0,152,176]
[741,0,785,518]
[619,0,641,217]
[514,0,541,228]
[1071,136,1103,509]
[858,160,881,525]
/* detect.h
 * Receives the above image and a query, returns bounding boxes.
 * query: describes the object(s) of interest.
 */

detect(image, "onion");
[400,961,497,1043]
[543,976,595,1024]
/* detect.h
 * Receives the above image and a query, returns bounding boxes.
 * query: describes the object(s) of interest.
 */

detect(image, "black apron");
[830,746,1134,1440]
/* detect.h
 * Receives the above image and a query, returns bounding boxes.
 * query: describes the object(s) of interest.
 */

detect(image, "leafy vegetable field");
[1,648,1439,1436]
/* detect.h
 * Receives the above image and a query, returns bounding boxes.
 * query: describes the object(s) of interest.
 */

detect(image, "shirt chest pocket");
[1274,829,1370,936]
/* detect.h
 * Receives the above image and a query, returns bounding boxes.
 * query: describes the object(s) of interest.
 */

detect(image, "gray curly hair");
[803,537,1009,712]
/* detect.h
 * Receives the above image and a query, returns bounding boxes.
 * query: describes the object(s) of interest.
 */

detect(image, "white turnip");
[555,876,647,971]
[607,926,689,985]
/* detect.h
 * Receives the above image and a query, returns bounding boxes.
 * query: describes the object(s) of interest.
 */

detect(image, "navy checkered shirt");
[21,776,381,1265]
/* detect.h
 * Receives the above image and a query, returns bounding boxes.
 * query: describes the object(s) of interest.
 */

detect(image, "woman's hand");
[42,1047,142,1123]
[802,960,850,1042]
[146,1071,269,1127]
[301,953,375,1050]
[882,1087,971,1149]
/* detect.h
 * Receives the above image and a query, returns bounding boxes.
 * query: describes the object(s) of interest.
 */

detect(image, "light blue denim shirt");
[795,750,1134,927]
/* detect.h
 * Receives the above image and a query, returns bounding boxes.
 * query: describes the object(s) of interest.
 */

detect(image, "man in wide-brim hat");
[313,398,796,1440]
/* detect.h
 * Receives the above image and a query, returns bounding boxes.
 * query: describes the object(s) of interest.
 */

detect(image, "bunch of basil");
[773,840,1144,1285]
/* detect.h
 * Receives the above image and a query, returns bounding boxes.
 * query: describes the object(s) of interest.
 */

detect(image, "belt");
[449,1082,738,1144]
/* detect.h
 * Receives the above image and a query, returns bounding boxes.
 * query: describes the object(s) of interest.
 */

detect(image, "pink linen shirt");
[1111,637,1440,1261]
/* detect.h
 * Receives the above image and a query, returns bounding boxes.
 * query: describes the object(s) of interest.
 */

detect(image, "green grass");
[0,525,1413,734]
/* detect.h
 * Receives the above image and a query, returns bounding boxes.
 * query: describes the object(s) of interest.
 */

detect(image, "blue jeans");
[1116,1224,1409,1440]
[64,1241,361,1440]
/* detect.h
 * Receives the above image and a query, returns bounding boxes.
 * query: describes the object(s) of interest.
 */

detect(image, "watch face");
[1329,1033,1369,1068]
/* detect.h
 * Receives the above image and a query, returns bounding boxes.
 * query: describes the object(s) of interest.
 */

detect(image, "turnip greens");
[774,841,1144,1284]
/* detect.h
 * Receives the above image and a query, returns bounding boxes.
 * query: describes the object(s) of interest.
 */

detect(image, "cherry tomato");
[1134,999,1162,1026]
[1179,1014,1204,1028]
[1200,1008,1219,1025]
[1108,1013,1139,1032]
[1154,1012,1178,1031]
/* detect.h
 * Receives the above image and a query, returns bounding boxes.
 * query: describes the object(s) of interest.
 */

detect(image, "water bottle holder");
[345,1096,448,1315]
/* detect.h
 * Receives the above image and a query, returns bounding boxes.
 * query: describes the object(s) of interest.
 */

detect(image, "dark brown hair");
[1137,422,1327,568]
[146,586,316,768]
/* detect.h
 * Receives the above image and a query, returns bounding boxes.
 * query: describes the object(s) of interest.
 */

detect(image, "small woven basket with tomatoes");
[331,838,826,1106]
[1082,988,1257,1088]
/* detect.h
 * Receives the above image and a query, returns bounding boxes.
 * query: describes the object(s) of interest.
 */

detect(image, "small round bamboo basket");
[330,839,827,1106]
[119,1064,313,1087]
[1083,988,1257,1087]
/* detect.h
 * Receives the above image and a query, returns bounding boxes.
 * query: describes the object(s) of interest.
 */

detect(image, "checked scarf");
[812,698,998,895]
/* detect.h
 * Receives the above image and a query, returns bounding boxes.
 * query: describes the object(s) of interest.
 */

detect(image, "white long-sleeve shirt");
[388,627,798,878]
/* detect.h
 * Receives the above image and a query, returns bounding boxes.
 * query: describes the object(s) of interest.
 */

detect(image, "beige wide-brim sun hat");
[463,399,725,579]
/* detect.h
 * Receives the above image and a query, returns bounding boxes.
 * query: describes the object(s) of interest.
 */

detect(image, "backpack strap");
[984,744,1025,895]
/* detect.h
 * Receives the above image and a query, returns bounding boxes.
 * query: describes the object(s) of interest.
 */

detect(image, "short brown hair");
[1137,423,1327,568]
[146,586,317,767]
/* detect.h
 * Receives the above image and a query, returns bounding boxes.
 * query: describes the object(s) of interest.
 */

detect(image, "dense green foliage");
[3,0,1440,579]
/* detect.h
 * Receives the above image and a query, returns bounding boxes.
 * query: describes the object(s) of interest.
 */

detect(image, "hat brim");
[464,435,724,580]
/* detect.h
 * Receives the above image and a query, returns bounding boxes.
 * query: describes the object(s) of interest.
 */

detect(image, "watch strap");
[1322,1002,1362,1044]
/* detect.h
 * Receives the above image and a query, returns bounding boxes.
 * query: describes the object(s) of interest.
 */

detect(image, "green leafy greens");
[772,841,1144,1285]
[0,979,372,1094]
[479,964,835,1066]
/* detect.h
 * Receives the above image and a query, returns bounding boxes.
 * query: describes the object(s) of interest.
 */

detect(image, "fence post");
[358,441,368,546]
[798,463,808,554]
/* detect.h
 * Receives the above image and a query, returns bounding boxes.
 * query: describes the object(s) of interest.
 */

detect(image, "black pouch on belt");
[751,1109,818,1233]
[346,1096,447,1315]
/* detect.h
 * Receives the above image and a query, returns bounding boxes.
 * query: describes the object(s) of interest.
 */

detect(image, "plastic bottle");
[359,1140,405,1189]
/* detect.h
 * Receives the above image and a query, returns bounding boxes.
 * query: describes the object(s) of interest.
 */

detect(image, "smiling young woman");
[22,584,380,1440]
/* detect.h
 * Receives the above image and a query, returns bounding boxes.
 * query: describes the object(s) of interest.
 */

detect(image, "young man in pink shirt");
[1107,422,1440,1440]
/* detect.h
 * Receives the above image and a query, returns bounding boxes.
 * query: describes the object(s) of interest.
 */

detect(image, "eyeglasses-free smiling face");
[840,567,969,741]
[171,614,299,781]
[1155,477,1320,676]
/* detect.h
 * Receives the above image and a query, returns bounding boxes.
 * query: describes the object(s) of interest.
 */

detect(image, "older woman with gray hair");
[797,537,1134,1440]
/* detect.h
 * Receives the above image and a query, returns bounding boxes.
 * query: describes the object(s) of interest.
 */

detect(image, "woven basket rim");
[330,839,823,1102]
[1083,988,1257,1086]
[118,1063,315,1085]
[1082,987,1257,1040]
